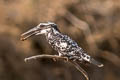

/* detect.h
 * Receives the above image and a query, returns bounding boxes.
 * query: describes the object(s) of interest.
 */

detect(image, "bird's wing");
[63,35,104,67]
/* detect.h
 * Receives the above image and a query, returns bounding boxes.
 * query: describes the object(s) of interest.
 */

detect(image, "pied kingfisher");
[21,22,103,67]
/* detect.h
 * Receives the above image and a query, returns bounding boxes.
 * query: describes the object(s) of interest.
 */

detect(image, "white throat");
[52,28,59,34]
[47,28,60,38]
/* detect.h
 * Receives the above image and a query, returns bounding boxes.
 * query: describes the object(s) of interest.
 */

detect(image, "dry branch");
[24,55,68,62]
[24,54,89,80]
[69,61,89,80]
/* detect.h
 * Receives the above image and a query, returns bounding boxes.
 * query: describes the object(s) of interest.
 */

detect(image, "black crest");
[51,24,60,32]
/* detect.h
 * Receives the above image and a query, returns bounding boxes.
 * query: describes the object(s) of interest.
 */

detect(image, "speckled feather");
[45,28,91,62]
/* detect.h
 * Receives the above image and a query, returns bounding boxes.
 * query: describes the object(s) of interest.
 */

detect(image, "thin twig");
[69,61,89,80]
[24,55,68,62]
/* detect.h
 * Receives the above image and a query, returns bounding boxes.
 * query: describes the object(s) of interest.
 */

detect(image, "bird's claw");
[63,57,69,62]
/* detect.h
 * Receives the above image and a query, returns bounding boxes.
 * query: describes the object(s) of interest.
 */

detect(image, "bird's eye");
[51,24,57,27]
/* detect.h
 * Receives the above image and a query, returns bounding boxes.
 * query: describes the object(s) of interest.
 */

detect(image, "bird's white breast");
[60,42,67,48]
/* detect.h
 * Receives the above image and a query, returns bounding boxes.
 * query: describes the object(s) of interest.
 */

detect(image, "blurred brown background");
[0,0,120,80]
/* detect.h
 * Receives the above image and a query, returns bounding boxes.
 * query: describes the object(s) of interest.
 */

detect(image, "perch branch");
[24,55,68,62]
[24,55,89,80]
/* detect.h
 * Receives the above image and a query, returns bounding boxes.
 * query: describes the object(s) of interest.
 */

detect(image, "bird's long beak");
[20,27,40,41]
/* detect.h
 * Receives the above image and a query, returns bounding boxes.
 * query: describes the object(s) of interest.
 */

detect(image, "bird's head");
[20,22,59,41]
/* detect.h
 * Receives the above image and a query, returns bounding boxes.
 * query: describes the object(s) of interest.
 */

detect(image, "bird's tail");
[89,58,104,67]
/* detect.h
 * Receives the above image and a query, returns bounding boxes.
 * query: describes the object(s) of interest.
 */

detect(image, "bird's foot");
[63,57,69,62]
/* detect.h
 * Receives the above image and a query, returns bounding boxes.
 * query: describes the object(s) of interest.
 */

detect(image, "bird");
[20,22,103,68]
[21,22,104,80]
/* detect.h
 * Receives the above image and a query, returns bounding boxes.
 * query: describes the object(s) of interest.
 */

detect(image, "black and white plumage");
[21,22,103,67]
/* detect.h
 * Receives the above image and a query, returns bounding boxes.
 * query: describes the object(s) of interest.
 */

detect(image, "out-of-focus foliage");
[0,0,120,80]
